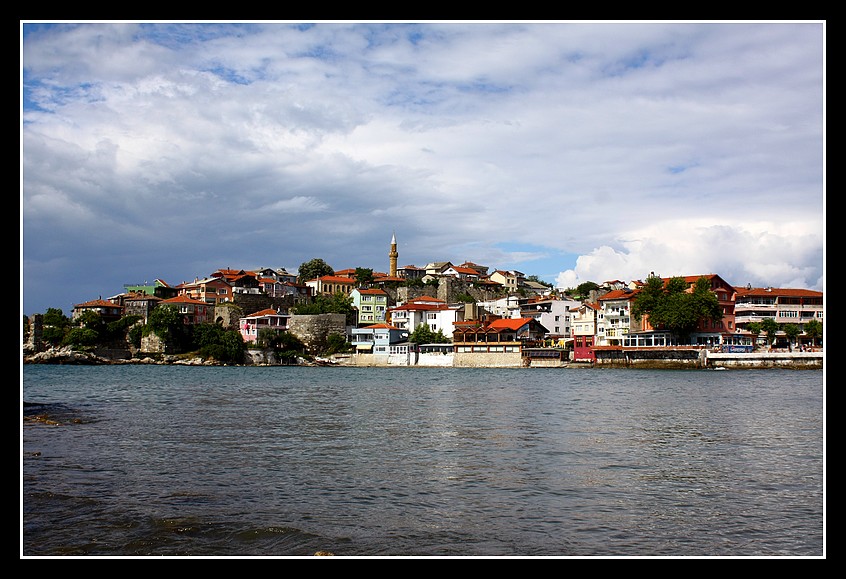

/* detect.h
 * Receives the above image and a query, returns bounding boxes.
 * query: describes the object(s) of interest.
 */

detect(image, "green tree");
[323,333,352,355]
[782,323,801,351]
[145,304,188,349]
[747,321,762,349]
[128,323,144,348]
[275,331,307,362]
[408,323,450,344]
[256,326,281,349]
[355,267,374,287]
[41,307,70,346]
[575,281,600,299]
[760,317,779,348]
[297,258,334,283]
[77,310,106,335]
[62,327,99,349]
[291,292,356,326]
[192,322,226,349]
[804,319,822,347]
[632,275,722,343]
[525,275,553,288]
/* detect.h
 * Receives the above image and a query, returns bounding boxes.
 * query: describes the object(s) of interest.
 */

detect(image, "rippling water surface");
[22,365,824,557]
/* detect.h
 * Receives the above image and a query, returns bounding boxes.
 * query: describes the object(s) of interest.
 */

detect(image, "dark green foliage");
[408,323,450,344]
[454,293,476,303]
[576,281,600,297]
[760,317,779,346]
[146,304,183,338]
[192,322,226,349]
[62,327,99,348]
[41,307,70,346]
[42,307,69,327]
[525,275,552,288]
[782,323,801,349]
[256,327,280,349]
[804,319,822,346]
[632,275,723,343]
[355,267,374,287]
[128,324,143,348]
[196,328,247,364]
[291,292,356,326]
[297,258,334,283]
[323,333,352,355]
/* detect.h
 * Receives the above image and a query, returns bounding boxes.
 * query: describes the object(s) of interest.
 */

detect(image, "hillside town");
[24,234,824,369]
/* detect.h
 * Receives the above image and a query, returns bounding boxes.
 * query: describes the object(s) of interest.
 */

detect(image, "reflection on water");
[23,366,823,557]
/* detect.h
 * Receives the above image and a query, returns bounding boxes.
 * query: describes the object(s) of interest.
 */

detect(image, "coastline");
[23,345,823,370]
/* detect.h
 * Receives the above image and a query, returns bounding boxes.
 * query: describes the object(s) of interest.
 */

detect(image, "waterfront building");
[388,295,466,339]
[595,289,640,347]
[733,286,824,347]
[160,295,212,325]
[351,322,409,354]
[570,302,599,362]
[452,317,548,353]
[72,298,124,323]
[351,288,389,325]
[177,276,234,305]
[123,278,178,299]
[122,293,163,324]
[238,308,290,345]
[518,295,580,345]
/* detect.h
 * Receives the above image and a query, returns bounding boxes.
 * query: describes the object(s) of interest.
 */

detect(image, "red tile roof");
[355,288,388,295]
[597,289,639,301]
[245,308,285,318]
[734,287,822,298]
[488,317,535,331]
[162,295,208,305]
[74,298,120,308]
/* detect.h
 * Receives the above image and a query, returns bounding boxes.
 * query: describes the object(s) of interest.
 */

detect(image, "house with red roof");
[733,286,823,347]
[160,295,212,325]
[238,308,290,345]
[595,288,640,347]
[442,265,481,280]
[350,322,410,354]
[305,274,356,297]
[389,296,466,339]
[452,316,548,353]
[177,276,234,305]
[72,298,124,323]
[570,302,599,362]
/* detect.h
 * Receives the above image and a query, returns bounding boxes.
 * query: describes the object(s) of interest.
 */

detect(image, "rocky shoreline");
[23,345,823,369]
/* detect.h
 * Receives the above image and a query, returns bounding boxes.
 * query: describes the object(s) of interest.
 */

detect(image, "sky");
[21,21,825,317]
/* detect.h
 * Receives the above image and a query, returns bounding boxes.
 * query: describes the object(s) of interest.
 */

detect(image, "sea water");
[22,365,824,557]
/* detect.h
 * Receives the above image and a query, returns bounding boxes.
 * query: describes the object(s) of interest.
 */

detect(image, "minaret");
[389,232,398,278]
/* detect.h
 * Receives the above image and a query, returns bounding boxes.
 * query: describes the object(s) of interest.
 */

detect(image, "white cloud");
[21,22,824,315]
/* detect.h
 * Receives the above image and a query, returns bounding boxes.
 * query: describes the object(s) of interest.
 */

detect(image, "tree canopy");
[631,275,722,342]
[297,258,334,283]
[408,323,450,344]
[355,267,374,287]
[291,291,357,326]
